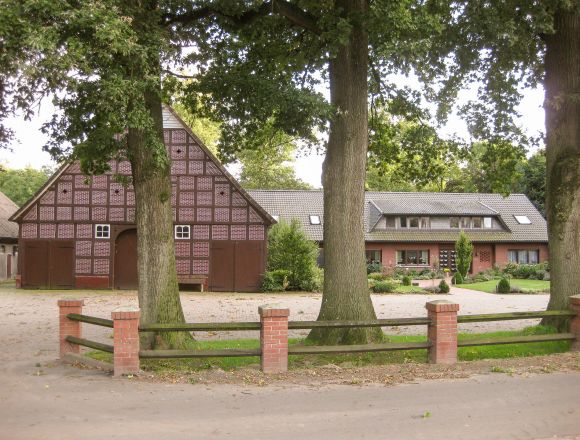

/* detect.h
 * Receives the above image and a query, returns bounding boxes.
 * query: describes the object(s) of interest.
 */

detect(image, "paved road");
[1,362,579,440]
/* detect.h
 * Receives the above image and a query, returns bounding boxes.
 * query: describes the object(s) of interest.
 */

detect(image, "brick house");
[249,190,548,274]
[10,106,275,291]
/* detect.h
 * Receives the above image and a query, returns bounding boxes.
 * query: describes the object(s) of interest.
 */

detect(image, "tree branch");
[165,1,320,35]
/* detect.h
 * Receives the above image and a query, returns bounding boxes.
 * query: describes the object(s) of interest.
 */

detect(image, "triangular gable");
[11,106,276,226]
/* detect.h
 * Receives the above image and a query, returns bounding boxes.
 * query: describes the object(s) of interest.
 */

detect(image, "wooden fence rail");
[59,295,580,377]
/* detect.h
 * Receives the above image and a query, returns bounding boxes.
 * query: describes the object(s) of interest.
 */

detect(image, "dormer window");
[514,215,531,224]
[399,216,430,229]
[309,215,321,225]
[483,217,492,228]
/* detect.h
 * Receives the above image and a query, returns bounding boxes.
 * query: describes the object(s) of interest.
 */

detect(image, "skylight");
[514,215,531,224]
[309,215,321,225]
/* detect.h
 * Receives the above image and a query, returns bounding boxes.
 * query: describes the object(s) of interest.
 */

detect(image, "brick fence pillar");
[259,305,290,374]
[58,299,84,359]
[570,295,580,352]
[111,307,141,377]
[426,300,460,364]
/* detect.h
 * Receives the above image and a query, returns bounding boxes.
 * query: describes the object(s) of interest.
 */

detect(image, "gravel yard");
[0,283,550,367]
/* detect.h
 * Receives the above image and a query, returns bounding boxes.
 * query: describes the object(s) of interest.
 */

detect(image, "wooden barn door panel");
[115,229,138,290]
[49,241,74,289]
[234,241,264,292]
[209,242,234,292]
[23,241,49,288]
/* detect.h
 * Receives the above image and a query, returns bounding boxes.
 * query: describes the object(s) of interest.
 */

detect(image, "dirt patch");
[89,352,580,388]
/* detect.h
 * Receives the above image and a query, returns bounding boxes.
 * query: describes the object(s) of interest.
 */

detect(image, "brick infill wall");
[426,300,460,364]
[259,305,290,374]
[58,299,84,358]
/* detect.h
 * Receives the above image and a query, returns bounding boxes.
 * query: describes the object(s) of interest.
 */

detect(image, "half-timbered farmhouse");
[10,107,274,291]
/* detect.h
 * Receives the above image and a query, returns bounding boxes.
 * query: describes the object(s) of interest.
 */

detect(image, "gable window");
[514,215,531,224]
[175,225,191,239]
[95,224,110,239]
[507,249,539,264]
[450,217,460,228]
[309,215,321,225]
[483,217,492,228]
[365,250,382,264]
[396,250,429,265]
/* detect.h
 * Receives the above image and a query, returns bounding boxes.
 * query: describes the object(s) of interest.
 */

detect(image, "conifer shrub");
[402,275,412,286]
[497,277,511,294]
[438,279,450,293]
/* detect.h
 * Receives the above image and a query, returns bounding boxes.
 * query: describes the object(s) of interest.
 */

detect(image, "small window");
[309,215,321,225]
[0,245,5,253]
[12,246,18,255]
[95,224,110,239]
[409,217,419,228]
[365,250,382,264]
[399,216,407,228]
[272,215,280,222]
[483,217,492,228]
[420,217,430,228]
[174,225,191,239]
[460,217,471,228]
[450,217,460,228]
[514,215,531,224]
[472,217,482,228]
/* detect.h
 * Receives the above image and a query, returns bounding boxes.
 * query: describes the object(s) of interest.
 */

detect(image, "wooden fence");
[59,296,580,377]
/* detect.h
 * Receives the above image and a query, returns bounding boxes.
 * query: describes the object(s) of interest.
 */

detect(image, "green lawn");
[87,325,569,373]
[393,285,428,294]
[457,279,550,293]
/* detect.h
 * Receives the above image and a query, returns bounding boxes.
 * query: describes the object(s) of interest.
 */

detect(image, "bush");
[402,275,412,286]
[535,269,547,281]
[261,270,291,292]
[497,277,511,293]
[452,272,464,285]
[368,272,388,281]
[372,280,397,293]
[367,262,382,274]
[503,262,549,279]
[267,219,320,291]
[438,279,450,293]
[423,286,441,293]
[455,231,473,279]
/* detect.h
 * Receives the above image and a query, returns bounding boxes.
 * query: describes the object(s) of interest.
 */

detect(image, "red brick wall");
[494,243,549,266]
[472,244,494,274]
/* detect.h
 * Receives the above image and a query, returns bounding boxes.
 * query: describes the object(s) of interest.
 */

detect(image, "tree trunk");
[127,91,193,349]
[307,0,382,345]
[543,6,580,330]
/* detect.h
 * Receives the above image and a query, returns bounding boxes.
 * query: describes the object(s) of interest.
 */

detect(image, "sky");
[2,86,545,188]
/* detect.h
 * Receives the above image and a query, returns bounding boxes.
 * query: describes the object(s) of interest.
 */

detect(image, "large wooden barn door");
[114,229,138,290]
[210,241,264,292]
[22,240,74,289]
[50,241,75,289]
[234,241,264,292]
[209,241,235,291]
[23,241,49,288]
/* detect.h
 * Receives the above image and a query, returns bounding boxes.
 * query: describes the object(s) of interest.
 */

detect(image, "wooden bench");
[177,276,207,292]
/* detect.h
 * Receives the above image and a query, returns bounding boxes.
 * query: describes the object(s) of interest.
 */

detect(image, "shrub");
[261,270,290,292]
[452,272,464,285]
[535,270,547,281]
[402,275,412,286]
[367,262,382,274]
[497,277,511,293]
[455,231,473,279]
[438,279,450,293]
[368,272,388,281]
[372,280,397,293]
[267,219,320,291]
[423,286,441,293]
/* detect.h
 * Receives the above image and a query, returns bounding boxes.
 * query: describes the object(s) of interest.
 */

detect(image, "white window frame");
[174,225,191,239]
[95,224,110,239]
[483,217,493,229]
[309,215,321,225]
